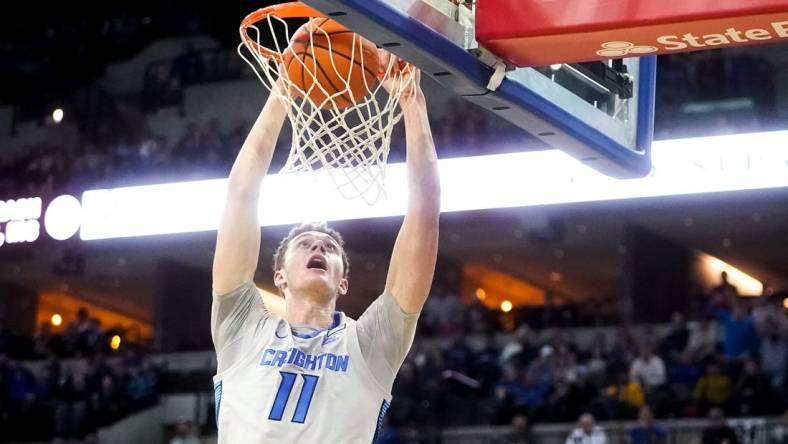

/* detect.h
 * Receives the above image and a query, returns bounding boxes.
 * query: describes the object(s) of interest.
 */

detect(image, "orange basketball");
[282,18,380,109]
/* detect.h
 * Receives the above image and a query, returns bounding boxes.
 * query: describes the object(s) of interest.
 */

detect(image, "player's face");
[277,231,347,299]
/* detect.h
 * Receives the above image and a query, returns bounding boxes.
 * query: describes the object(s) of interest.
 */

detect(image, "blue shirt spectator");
[628,406,666,444]
[629,424,667,444]
[669,353,704,389]
[711,305,759,359]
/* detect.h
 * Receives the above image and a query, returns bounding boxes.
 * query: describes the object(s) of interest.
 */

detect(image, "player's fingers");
[377,48,393,77]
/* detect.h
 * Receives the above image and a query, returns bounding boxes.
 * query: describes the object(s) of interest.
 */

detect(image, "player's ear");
[337,278,348,296]
[274,269,287,289]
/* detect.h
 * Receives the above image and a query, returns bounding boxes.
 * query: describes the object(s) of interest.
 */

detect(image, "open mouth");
[307,255,327,271]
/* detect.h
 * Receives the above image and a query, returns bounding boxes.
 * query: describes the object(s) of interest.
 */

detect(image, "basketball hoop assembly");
[239,2,417,204]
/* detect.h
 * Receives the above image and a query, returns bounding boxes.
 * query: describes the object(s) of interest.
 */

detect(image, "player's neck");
[285,295,336,329]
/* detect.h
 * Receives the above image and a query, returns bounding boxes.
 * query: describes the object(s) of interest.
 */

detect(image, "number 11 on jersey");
[268,371,319,424]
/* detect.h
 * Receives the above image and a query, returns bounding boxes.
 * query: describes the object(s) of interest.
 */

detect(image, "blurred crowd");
[0,307,157,442]
[0,351,160,443]
[0,97,529,198]
[0,121,242,198]
[655,51,781,140]
[0,308,144,360]
[4,49,783,200]
[0,278,785,442]
[381,276,788,441]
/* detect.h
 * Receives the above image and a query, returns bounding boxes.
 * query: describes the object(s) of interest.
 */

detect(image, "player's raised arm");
[383,65,441,313]
[212,83,288,294]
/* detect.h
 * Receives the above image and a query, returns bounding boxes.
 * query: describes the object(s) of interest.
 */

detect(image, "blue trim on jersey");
[371,399,391,443]
[268,371,298,421]
[214,381,222,428]
[291,312,342,339]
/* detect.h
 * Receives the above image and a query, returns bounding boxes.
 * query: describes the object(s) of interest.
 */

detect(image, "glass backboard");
[300,0,657,178]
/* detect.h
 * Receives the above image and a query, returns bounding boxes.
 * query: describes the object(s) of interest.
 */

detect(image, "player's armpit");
[258,287,286,317]
[212,281,273,374]
[356,290,420,388]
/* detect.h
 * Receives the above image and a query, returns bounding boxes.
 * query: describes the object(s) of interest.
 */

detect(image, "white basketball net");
[239,14,416,204]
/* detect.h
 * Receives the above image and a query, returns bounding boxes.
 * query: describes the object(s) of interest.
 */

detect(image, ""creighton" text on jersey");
[260,348,350,372]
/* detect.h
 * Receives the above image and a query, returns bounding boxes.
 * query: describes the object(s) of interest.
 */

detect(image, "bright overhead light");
[500,300,513,312]
[45,195,82,240]
[52,108,64,123]
[74,130,788,241]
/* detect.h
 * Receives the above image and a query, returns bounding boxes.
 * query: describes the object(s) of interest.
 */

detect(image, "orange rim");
[240,2,327,60]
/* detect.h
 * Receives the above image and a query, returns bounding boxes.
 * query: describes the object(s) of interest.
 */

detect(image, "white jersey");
[211,281,418,443]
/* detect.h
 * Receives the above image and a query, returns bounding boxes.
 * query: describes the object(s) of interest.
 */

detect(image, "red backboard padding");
[476,0,788,67]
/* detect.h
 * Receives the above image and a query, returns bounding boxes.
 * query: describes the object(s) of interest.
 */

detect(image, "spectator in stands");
[528,345,556,391]
[53,366,90,442]
[701,407,739,444]
[668,350,704,416]
[615,372,645,412]
[90,372,124,428]
[518,372,550,414]
[586,343,608,388]
[711,302,759,360]
[712,272,739,300]
[593,371,642,422]
[442,331,479,399]
[693,362,732,414]
[475,333,502,395]
[769,411,788,444]
[6,359,37,404]
[565,413,608,444]
[630,343,667,392]
[466,296,497,335]
[760,325,787,390]
[65,308,91,345]
[492,364,524,424]
[500,325,537,367]
[547,374,586,423]
[444,331,476,377]
[627,405,666,444]
[554,346,581,385]
[730,357,773,416]
[685,315,720,361]
[752,295,788,336]
[79,318,107,356]
[494,413,536,444]
[555,331,581,358]
[33,321,57,358]
[421,284,464,337]
[607,325,638,376]
[659,312,690,363]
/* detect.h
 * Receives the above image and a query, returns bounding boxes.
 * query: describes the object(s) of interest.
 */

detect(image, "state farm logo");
[597,20,788,58]
[596,41,658,57]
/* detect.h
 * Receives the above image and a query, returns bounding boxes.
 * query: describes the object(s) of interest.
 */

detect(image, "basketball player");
[211,54,440,443]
